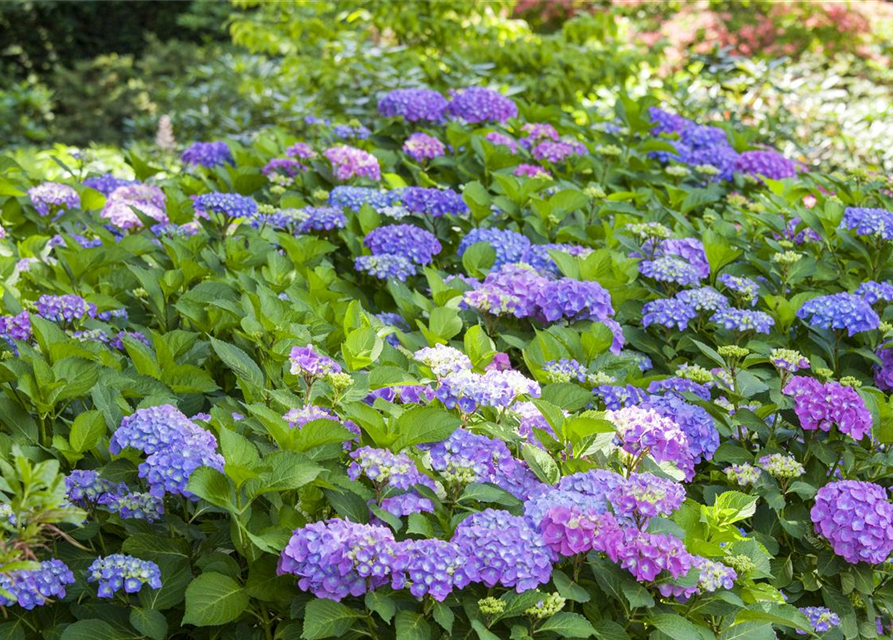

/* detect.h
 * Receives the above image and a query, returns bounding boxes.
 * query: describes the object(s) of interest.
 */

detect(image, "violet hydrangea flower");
[798,607,840,634]
[36,294,96,324]
[540,507,623,559]
[642,298,697,331]
[355,254,416,281]
[101,184,168,230]
[710,308,775,334]
[83,173,138,196]
[447,87,517,124]
[458,227,530,269]
[399,186,468,217]
[607,406,695,480]
[324,145,381,181]
[363,224,441,265]
[856,280,893,305]
[532,278,613,324]
[87,554,162,597]
[181,141,234,168]
[193,192,257,220]
[840,207,893,241]
[289,345,341,378]
[811,480,893,564]
[734,149,799,180]
[391,539,470,601]
[378,88,448,122]
[797,292,880,335]
[403,133,445,162]
[0,560,75,610]
[608,472,686,521]
[28,182,80,216]
[784,376,872,441]
[514,164,551,179]
[485,131,518,153]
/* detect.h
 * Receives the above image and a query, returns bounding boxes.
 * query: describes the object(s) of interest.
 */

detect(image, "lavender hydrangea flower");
[447,87,517,123]
[784,376,872,441]
[83,174,137,196]
[378,88,448,122]
[734,150,798,180]
[436,369,540,413]
[101,184,168,230]
[644,394,718,461]
[403,133,446,161]
[543,359,590,384]
[856,280,893,305]
[293,206,347,233]
[193,192,257,220]
[532,278,613,324]
[391,539,470,601]
[840,207,893,241]
[97,491,164,522]
[485,131,518,153]
[608,473,686,521]
[649,107,690,135]
[771,348,810,373]
[289,344,341,378]
[647,377,712,401]
[798,292,880,335]
[717,274,759,305]
[332,124,371,141]
[710,308,775,334]
[36,294,96,324]
[324,145,381,181]
[798,607,840,634]
[87,554,162,597]
[607,406,695,480]
[593,384,649,410]
[458,227,530,269]
[694,557,736,593]
[0,560,75,610]
[181,141,234,168]
[540,507,623,559]
[65,470,126,505]
[524,486,608,529]
[283,405,337,429]
[355,254,416,281]
[363,224,441,265]
[514,164,551,179]
[110,405,224,499]
[277,519,403,601]
[285,142,316,159]
[532,140,587,163]
[617,530,693,582]
[811,481,893,564]
[875,345,893,391]
[642,298,697,331]
[399,187,468,217]
[451,509,553,592]
[28,182,80,216]
[262,157,306,178]
[0,311,31,349]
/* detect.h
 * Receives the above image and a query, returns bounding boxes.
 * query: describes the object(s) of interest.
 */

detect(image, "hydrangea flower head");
[328,186,402,212]
[28,182,80,216]
[540,507,623,558]
[451,509,553,592]
[458,227,530,269]
[355,254,416,281]
[289,345,341,378]
[101,184,168,230]
[811,480,893,564]
[0,311,31,348]
[447,87,517,123]
[514,164,552,179]
[485,131,518,153]
[285,142,316,159]
[378,88,448,122]
[798,607,840,634]
[65,470,126,505]
[193,192,257,220]
[725,463,761,486]
[283,405,337,429]
[323,145,381,181]
[758,453,805,479]
[403,133,445,161]
[675,287,729,313]
[710,308,775,334]
[643,394,718,462]
[364,224,441,265]
[36,294,97,324]
[797,293,880,335]
[391,539,469,601]
[784,376,872,441]
[771,348,809,372]
[532,140,587,163]
[840,207,893,241]
[0,560,75,610]
[639,256,705,286]
[399,187,468,217]
[734,150,798,180]
[607,406,695,479]
[87,554,162,597]
[414,344,472,377]
[856,280,893,305]
[181,141,234,168]
[98,491,165,522]
[532,278,613,324]
[642,298,697,331]
[83,174,138,196]
[617,530,693,582]
[609,473,686,521]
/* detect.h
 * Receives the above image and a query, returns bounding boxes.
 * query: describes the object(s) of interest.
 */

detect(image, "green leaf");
[718,623,775,640]
[471,620,501,640]
[186,467,235,511]
[428,307,463,341]
[69,410,106,452]
[0,622,24,640]
[392,406,459,450]
[365,591,396,624]
[129,608,168,640]
[395,610,432,640]
[182,573,249,627]
[210,337,265,400]
[648,614,712,640]
[522,444,560,484]
[60,620,127,640]
[552,570,591,603]
[432,601,454,634]
[735,603,812,632]
[302,599,363,639]
[462,242,496,278]
[535,612,595,638]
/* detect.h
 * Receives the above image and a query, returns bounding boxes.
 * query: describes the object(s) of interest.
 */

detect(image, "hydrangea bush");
[1,81,893,640]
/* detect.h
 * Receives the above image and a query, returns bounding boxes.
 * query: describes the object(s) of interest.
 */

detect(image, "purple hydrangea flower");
[65,470,126,505]
[285,142,316,159]
[181,141,234,168]
[618,530,693,582]
[0,311,31,348]
[399,187,468,217]
[532,140,587,163]
[294,206,347,233]
[607,406,695,480]
[447,87,517,124]
[288,344,341,378]
[532,278,613,323]
[609,472,686,521]
[779,217,822,244]
[391,539,469,601]
[378,88,448,122]
[263,157,306,178]
[332,124,371,141]
[277,519,403,601]
[543,359,590,384]
[83,174,137,196]
[647,377,712,401]
[784,376,872,441]
[811,480,893,564]
[435,369,540,413]
[875,345,893,391]
[97,491,165,522]
[643,393,718,461]
[514,163,551,179]
[734,149,799,180]
[797,292,880,335]
[28,182,80,216]
[694,557,736,593]
[364,224,441,265]
[485,131,518,153]
[451,509,553,591]
[540,507,623,558]
[88,554,162,597]
[283,405,337,429]
[798,607,841,634]
[649,107,691,135]
[110,405,224,499]
[642,298,697,331]
[101,184,168,230]
[840,207,893,241]
[36,294,96,324]
[403,133,446,161]
[593,384,649,410]
[324,145,381,181]
[639,256,705,286]
[717,274,759,305]
[0,560,75,610]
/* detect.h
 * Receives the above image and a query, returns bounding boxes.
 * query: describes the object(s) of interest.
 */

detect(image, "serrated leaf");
[182,573,248,627]
[535,612,595,638]
[302,599,363,639]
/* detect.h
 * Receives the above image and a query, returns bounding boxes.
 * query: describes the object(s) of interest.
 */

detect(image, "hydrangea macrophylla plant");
[83,173,138,196]
[840,207,893,241]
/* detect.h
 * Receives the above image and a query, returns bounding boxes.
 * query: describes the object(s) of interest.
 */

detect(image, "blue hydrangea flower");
[399,187,468,217]
[458,227,530,269]
[328,186,403,212]
[675,287,729,312]
[391,539,469,601]
[87,554,162,597]
[855,280,893,305]
[194,192,257,220]
[642,298,696,330]
[355,254,416,281]
[83,174,138,196]
[797,292,880,335]
[36,294,97,324]
[294,206,347,233]
[378,88,448,122]
[734,150,798,180]
[532,278,613,324]
[97,492,165,522]
[644,393,718,461]
[65,470,127,505]
[181,141,234,168]
[363,224,442,265]
[447,87,517,123]
[840,207,893,241]
[717,274,759,305]
[0,560,75,610]
[640,256,705,286]
[593,384,649,410]
[710,308,775,334]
